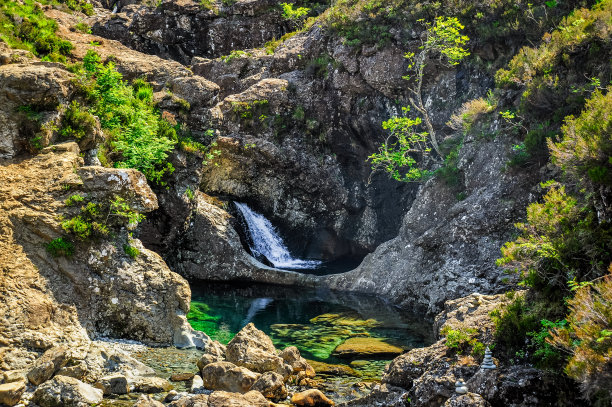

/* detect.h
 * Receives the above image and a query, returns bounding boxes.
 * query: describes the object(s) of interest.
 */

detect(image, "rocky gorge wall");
[78,0,544,315]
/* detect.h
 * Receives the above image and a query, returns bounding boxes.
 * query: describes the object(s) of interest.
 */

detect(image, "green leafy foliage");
[550,89,612,189]
[123,244,140,258]
[59,101,97,141]
[441,325,486,357]
[64,194,85,206]
[280,2,310,21]
[550,270,612,399]
[61,194,144,240]
[0,0,73,61]
[74,50,177,183]
[368,108,432,182]
[46,237,74,257]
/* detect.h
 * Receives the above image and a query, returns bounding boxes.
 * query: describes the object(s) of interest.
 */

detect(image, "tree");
[369,17,469,182]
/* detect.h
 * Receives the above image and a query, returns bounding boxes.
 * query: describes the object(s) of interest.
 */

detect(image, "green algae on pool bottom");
[185,282,434,388]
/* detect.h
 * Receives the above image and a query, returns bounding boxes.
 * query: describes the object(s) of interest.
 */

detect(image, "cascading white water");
[235,202,322,270]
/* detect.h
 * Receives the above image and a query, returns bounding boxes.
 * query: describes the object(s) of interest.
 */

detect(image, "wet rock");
[0,380,26,406]
[201,361,259,393]
[225,323,286,374]
[291,389,335,407]
[444,393,490,407]
[94,373,129,395]
[190,374,205,394]
[134,394,165,407]
[250,372,287,401]
[133,377,174,393]
[27,346,70,385]
[172,372,196,382]
[32,375,103,407]
[333,338,403,359]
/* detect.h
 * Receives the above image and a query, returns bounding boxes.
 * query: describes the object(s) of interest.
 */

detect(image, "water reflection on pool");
[187,282,434,383]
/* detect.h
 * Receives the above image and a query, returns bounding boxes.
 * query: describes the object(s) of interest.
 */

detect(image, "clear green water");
[187,282,434,382]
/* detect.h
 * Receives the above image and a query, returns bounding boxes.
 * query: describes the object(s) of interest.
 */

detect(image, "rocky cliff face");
[325,117,538,314]
[0,141,206,370]
[83,0,535,312]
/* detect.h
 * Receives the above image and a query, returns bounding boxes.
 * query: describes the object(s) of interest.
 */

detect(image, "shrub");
[72,22,91,33]
[448,96,496,133]
[550,269,612,400]
[65,194,85,206]
[62,195,144,240]
[59,101,97,141]
[280,2,310,21]
[46,237,74,257]
[441,325,485,356]
[0,0,73,61]
[76,50,177,184]
[550,89,612,199]
[123,244,140,258]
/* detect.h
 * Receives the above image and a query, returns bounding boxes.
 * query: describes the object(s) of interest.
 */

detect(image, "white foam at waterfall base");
[235,202,322,270]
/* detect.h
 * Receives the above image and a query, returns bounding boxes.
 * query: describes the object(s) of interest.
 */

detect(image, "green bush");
[59,101,97,141]
[441,325,485,356]
[46,237,74,257]
[65,194,85,206]
[75,50,177,184]
[0,0,73,61]
[550,269,612,400]
[62,195,144,240]
[280,2,310,21]
[123,244,140,258]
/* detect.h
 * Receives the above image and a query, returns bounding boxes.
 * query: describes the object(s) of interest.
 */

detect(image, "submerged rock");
[307,360,359,377]
[32,375,103,407]
[333,338,403,359]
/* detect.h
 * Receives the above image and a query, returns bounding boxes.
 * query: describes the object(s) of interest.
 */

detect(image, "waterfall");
[234,202,322,270]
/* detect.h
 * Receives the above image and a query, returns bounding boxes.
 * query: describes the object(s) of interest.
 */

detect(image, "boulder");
[190,374,205,394]
[201,361,259,393]
[0,380,26,406]
[27,346,70,385]
[134,394,166,407]
[94,373,129,395]
[197,340,227,371]
[133,377,174,393]
[168,394,209,407]
[333,338,403,358]
[32,375,103,407]
[171,372,195,382]
[168,391,271,407]
[291,389,335,407]
[208,390,271,407]
[250,372,287,401]
[444,393,490,407]
[2,371,25,383]
[280,347,315,377]
[225,323,286,374]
